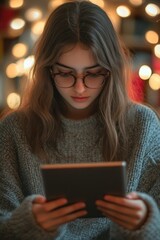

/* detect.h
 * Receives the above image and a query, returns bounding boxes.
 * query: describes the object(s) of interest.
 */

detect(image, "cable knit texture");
[0,104,160,240]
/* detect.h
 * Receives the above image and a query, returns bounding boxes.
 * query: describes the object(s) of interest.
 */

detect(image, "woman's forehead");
[57,43,98,70]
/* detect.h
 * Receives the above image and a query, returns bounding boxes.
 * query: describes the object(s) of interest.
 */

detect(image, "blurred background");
[0,0,160,114]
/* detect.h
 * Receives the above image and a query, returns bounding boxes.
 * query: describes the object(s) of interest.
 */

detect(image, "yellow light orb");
[139,65,152,80]
[7,92,21,109]
[12,43,28,58]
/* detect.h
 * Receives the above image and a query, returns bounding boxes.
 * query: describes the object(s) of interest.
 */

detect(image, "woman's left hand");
[96,192,148,230]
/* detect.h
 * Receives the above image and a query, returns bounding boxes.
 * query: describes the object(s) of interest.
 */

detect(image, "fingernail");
[61,198,68,203]
[80,202,86,207]
[104,195,110,200]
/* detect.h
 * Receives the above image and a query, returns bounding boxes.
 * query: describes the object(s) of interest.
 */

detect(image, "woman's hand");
[32,195,87,232]
[96,192,148,230]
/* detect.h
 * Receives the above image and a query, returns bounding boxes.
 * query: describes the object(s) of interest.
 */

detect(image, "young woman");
[0,1,160,239]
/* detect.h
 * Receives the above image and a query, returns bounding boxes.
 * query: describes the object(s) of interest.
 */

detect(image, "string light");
[89,0,104,8]
[48,0,65,10]
[9,0,24,9]
[7,93,21,109]
[116,5,131,18]
[129,0,143,6]
[6,63,19,78]
[149,74,160,90]
[145,3,160,17]
[12,43,28,58]
[31,20,46,36]
[154,44,160,58]
[10,18,25,30]
[139,65,152,80]
[25,8,43,22]
[145,30,159,44]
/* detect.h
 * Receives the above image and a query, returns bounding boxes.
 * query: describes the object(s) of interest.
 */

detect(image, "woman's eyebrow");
[55,62,100,70]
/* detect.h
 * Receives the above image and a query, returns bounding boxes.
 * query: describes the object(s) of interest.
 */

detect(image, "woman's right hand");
[32,195,87,232]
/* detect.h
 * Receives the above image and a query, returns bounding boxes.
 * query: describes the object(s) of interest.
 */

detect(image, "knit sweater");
[0,104,160,240]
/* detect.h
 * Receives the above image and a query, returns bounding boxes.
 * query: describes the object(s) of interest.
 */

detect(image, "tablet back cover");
[41,161,127,218]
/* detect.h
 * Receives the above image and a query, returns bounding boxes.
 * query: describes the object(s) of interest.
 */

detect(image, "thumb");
[33,195,46,204]
[126,191,139,199]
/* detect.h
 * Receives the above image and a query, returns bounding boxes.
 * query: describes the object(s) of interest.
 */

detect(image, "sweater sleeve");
[0,195,65,240]
[110,193,160,240]
[109,107,160,240]
[0,118,64,240]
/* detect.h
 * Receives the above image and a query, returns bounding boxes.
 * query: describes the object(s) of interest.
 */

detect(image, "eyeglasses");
[50,69,110,89]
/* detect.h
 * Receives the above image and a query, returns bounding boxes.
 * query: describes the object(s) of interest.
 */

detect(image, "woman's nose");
[73,77,86,93]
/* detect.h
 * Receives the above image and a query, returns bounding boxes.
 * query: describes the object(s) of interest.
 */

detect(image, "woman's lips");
[71,96,89,102]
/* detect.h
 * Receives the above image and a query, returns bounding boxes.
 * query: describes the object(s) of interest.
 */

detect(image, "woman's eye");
[59,72,71,77]
[88,73,100,78]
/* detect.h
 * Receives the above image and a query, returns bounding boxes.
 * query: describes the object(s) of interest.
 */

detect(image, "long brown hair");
[19,0,131,161]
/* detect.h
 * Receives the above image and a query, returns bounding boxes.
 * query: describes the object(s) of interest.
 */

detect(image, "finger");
[40,202,86,222]
[98,206,142,224]
[103,195,143,210]
[42,209,87,231]
[42,198,68,212]
[97,199,148,230]
[32,196,47,216]
[126,192,139,199]
[38,202,86,223]
[96,198,147,220]
[101,210,137,230]
[34,198,68,222]
[33,195,46,204]
[33,198,69,223]
[96,199,140,217]
[47,202,86,219]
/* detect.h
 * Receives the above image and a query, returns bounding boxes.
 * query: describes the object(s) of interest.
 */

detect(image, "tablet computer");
[40,161,127,218]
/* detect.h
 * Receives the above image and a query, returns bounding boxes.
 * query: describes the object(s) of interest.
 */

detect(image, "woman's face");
[52,43,105,119]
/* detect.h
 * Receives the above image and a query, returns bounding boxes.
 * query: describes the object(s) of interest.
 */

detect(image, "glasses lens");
[54,73,75,88]
[84,74,105,88]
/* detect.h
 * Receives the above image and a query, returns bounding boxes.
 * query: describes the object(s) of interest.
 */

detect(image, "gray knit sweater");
[0,104,160,240]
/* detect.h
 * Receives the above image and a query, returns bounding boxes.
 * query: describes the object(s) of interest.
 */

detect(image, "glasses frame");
[50,68,110,89]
